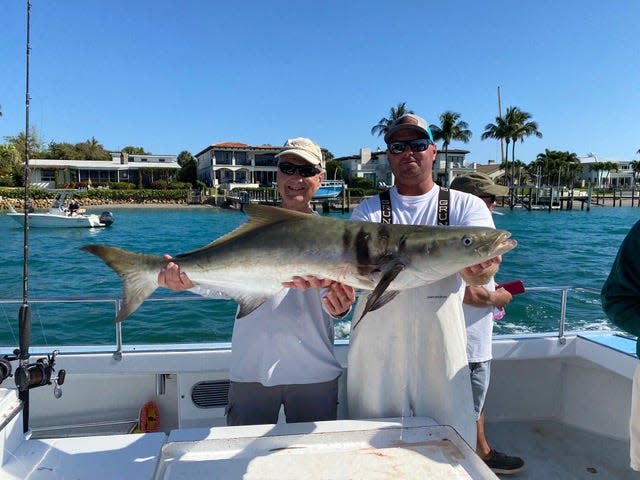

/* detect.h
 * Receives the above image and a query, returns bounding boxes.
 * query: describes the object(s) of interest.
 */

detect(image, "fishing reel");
[0,349,66,399]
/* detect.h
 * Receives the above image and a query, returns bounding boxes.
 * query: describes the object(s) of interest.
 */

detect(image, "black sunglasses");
[278,163,322,177]
[388,139,433,154]
[479,195,497,203]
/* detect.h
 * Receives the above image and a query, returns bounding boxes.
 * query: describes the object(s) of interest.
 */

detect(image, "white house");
[194,141,332,188]
[26,153,180,189]
[578,155,638,188]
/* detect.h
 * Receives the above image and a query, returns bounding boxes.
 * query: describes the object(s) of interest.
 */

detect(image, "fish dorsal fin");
[176,205,309,258]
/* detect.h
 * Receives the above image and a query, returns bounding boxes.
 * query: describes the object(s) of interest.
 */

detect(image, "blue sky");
[1,0,639,164]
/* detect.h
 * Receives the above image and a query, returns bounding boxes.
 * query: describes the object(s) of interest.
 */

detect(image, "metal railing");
[0,285,604,357]
[524,286,600,344]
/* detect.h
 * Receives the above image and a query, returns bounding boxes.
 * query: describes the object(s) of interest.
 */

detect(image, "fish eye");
[461,235,474,247]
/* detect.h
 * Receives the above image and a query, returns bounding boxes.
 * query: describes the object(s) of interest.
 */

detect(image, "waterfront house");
[578,155,637,188]
[26,153,180,188]
[194,141,331,188]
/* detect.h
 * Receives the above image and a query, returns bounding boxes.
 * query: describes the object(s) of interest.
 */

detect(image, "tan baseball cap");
[275,137,324,168]
[450,172,509,196]
[384,114,434,144]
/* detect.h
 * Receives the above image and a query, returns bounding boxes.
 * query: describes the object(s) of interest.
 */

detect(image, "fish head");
[401,226,517,284]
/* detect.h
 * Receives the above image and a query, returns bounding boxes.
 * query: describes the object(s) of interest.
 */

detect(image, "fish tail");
[82,244,164,322]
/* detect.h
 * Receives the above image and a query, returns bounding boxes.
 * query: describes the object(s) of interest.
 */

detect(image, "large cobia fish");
[82,204,517,324]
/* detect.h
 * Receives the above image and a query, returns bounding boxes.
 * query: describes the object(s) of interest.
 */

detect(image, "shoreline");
[2,196,639,211]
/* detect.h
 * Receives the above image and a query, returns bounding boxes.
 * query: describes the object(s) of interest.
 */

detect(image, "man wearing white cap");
[159,137,355,425]
[347,114,501,452]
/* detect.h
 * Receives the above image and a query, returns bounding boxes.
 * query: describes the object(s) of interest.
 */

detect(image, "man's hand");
[157,254,194,291]
[283,275,356,317]
[460,256,501,286]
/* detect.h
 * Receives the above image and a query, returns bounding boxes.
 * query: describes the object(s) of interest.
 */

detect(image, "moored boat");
[5,191,114,228]
[313,180,345,199]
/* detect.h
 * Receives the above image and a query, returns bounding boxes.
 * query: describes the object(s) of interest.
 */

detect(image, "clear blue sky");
[2,0,639,164]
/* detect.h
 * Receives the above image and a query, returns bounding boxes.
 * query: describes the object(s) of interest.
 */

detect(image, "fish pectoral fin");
[235,294,273,319]
[353,261,405,330]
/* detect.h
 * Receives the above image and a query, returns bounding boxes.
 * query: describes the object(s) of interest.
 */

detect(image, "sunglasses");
[388,139,433,154]
[278,162,322,177]
[479,195,497,203]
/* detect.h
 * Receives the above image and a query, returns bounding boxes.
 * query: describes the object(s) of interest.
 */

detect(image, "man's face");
[478,194,497,212]
[276,154,324,211]
[387,130,437,187]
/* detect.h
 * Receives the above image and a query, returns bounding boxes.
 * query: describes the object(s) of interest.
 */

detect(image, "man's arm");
[464,285,512,309]
[459,257,501,285]
[602,221,640,337]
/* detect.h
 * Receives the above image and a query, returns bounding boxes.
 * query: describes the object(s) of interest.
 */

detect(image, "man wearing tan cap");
[451,172,524,475]
[159,137,355,426]
[347,113,503,453]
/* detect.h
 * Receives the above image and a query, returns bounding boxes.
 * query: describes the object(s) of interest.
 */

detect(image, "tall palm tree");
[370,102,413,138]
[429,111,472,186]
[601,161,619,188]
[481,116,512,185]
[506,107,542,185]
[482,106,542,186]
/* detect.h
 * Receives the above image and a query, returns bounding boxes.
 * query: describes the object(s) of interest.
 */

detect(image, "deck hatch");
[191,380,230,408]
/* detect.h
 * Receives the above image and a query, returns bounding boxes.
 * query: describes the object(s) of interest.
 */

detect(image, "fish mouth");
[487,231,517,256]
[474,230,517,259]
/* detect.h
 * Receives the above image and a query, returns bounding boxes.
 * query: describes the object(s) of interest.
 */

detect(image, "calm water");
[1,205,639,347]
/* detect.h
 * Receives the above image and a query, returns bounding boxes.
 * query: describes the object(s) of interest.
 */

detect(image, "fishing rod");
[0,0,66,434]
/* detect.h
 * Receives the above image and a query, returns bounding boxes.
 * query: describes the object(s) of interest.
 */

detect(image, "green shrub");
[151,180,169,190]
[110,182,135,190]
[169,181,192,190]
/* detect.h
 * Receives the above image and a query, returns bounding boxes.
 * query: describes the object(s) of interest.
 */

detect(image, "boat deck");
[486,419,635,479]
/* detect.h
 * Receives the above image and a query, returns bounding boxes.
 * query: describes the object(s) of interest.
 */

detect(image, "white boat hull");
[6,211,111,228]
[0,332,636,479]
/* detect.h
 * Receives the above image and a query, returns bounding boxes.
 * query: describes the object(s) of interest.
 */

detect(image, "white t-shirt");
[348,185,495,449]
[193,285,343,386]
[463,280,495,363]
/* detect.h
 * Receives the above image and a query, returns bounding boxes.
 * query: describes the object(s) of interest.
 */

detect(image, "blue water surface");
[1,204,639,347]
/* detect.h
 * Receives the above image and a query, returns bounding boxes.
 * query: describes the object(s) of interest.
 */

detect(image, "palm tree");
[370,102,413,138]
[505,107,542,185]
[601,161,619,188]
[481,116,512,185]
[482,106,542,186]
[429,111,472,186]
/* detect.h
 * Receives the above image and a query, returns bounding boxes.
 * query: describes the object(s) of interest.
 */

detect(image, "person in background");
[450,172,525,475]
[601,219,640,471]
[68,197,80,216]
[158,137,355,426]
[345,113,502,452]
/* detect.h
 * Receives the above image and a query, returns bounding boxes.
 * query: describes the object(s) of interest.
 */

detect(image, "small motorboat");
[313,180,345,199]
[5,191,114,228]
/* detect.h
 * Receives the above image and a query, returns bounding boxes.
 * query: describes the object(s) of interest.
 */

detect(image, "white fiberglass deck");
[156,417,496,479]
[1,417,498,479]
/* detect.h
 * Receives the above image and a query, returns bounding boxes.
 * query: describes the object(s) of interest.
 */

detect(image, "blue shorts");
[226,377,339,426]
[469,361,491,420]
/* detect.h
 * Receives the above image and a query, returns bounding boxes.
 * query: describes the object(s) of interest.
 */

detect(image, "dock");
[505,186,640,211]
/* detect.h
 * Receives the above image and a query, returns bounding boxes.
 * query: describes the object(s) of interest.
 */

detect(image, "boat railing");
[524,286,601,344]
[0,285,604,357]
